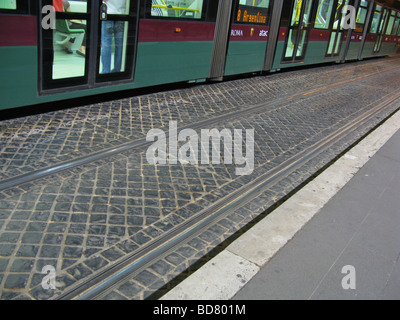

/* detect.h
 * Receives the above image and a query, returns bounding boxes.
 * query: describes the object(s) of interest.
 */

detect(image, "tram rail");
[53,89,400,299]
[0,58,398,193]
[1,57,400,300]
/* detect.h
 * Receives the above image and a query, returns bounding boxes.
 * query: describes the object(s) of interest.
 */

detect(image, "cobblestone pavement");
[0,56,400,300]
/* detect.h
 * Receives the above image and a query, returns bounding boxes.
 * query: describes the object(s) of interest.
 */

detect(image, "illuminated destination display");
[236,5,269,24]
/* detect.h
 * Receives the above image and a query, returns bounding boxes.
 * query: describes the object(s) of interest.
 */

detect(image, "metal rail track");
[1,56,399,300]
[0,59,398,193]
[55,91,400,300]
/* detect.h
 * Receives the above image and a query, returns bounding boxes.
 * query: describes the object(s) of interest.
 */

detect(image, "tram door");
[40,0,139,92]
[326,0,348,57]
[373,6,388,54]
[282,0,313,63]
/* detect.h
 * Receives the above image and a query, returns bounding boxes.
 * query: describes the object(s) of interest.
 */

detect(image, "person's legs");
[112,21,125,73]
[101,20,113,74]
[69,22,86,55]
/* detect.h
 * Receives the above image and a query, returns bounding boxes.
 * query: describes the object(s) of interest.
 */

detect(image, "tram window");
[235,0,271,25]
[385,10,396,35]
[53,0,88,13]
[393,17,400,35]
[355,6,367,33]
[205,0,219,22]
[359,0,368,7]
[279,0,293,26]
[370,6,382,34]
[150,0,205,19]
[0,0,16,9]
[52,19,87,80]
[50,1,89,81]
[314,0,334,29]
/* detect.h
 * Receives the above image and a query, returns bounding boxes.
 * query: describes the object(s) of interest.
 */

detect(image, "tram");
[0,0,399,111]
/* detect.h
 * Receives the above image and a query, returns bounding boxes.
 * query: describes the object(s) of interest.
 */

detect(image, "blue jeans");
[101,20,125,74]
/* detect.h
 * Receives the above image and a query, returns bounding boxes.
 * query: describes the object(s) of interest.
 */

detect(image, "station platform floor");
[162,109,400,300]
[233,123,400,300]
[1,56,400,300]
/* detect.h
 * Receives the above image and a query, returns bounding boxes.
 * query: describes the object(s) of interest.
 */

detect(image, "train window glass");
[330,0,349,31]
[355,6,367,33]
[53,0,88,13]
[359,0,368,7]
[52,19,87,80]
[150,0,204,19]
[314,0,334,29]
[205,0,219,22]
[280,0,293,27]
[289,0,313,27]
[99,20,131,75]
[385,10,396,35]
[393,17,400,36]
[378,9,388,33]
[235,0,271,25]
[284,0,313,59]
[50,1,89,81]
[370,5,382,34]
[0,0,16,9]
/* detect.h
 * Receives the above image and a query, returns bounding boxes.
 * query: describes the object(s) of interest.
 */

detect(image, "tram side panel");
[0,14,38,111]
[133,19,216,88]
[133,0,221,87]
[224,0,272,76]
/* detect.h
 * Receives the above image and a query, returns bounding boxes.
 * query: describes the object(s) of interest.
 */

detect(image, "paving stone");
[116,280,145,298]
[1,57,400,299]
[10,259,35,273]
[4,274,30,289]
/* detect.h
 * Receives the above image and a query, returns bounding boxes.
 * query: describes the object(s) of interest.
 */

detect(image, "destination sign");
[236,5,269,25]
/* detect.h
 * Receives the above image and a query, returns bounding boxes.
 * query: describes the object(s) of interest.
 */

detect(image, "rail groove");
[0,62,398,193]
[54,91,400,300]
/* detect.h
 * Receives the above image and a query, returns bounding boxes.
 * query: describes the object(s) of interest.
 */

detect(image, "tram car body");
[0,0,399,111]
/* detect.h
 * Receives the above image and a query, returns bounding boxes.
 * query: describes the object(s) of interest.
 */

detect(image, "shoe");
[77,50,85,57]
[65,47,73,54]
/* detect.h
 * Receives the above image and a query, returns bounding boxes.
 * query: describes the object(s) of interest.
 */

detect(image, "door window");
[0,0,16,9]
[98,0,132,76]
[369,5,382,34]
[150,0,205,19]
[283,0,313,61]
[314,0,334,29]
[385,10,396,35]
[326,0,348,57]
[52,0,88,80]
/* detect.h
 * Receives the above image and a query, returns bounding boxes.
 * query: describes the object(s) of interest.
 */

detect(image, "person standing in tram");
[100,0,127,73]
